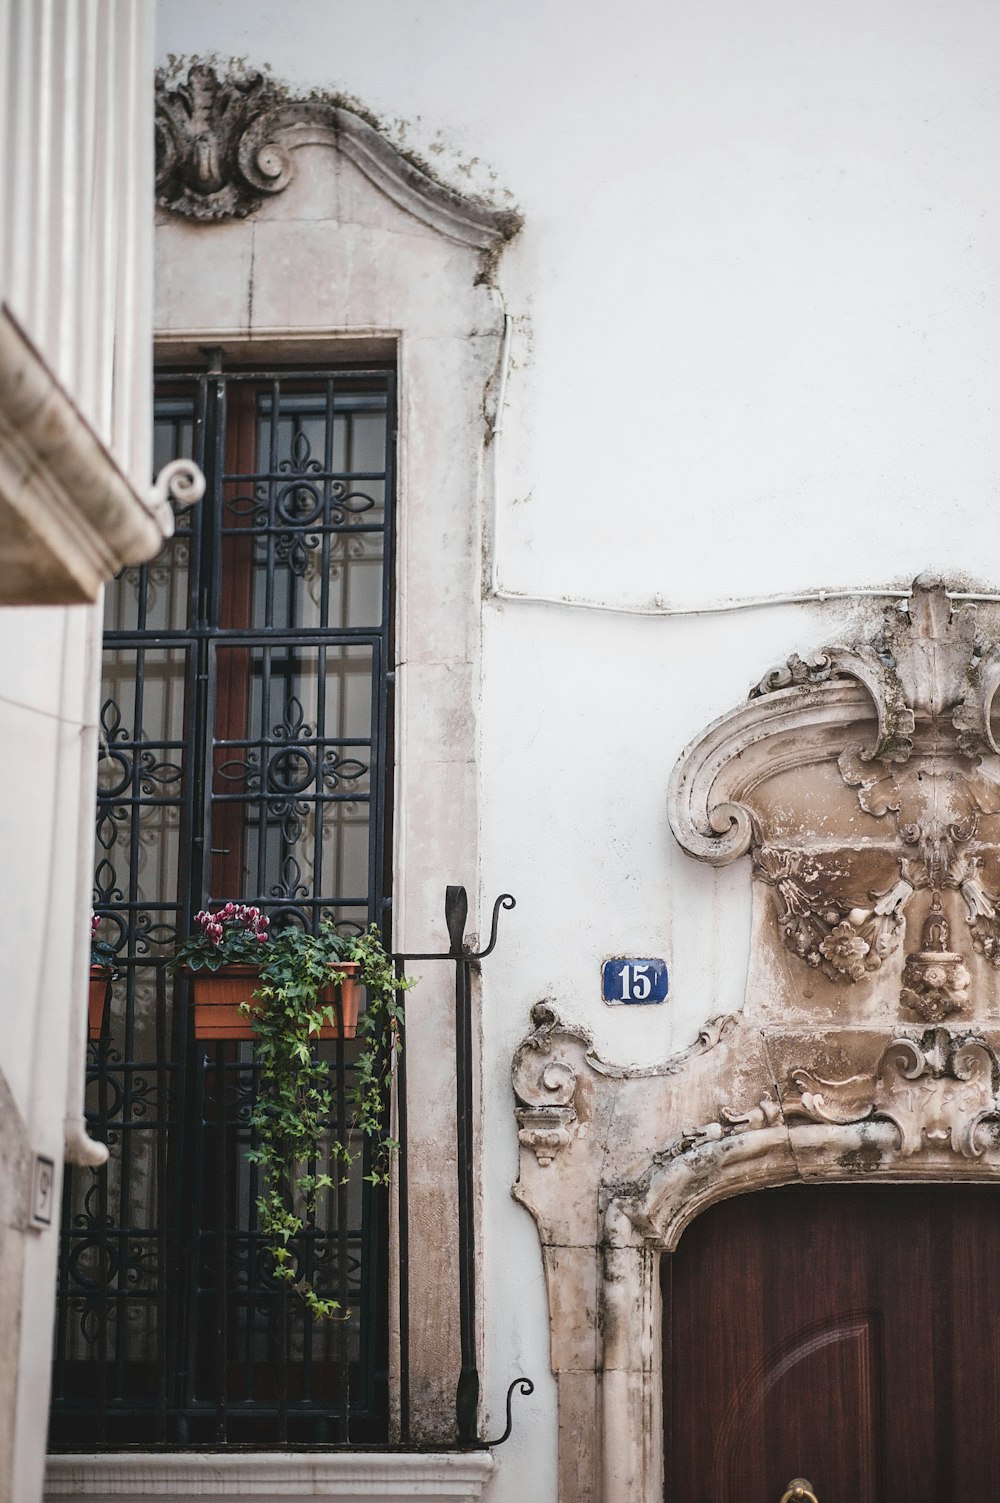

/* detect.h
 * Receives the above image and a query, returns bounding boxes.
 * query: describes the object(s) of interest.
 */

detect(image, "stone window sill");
[45,1452,497,1503]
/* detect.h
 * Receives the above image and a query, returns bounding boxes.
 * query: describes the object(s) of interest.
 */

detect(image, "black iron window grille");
[51,361,398,1446]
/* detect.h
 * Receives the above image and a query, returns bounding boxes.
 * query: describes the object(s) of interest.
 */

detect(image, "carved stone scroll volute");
[155,66,284,220]
[512,1003,583,1166]
[789,1031,1000,1158]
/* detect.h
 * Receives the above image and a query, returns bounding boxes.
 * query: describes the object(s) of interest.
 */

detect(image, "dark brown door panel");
[664,1186,1000,1503]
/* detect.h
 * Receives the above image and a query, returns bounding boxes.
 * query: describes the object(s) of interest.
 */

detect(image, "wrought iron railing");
[50,887,529,1450]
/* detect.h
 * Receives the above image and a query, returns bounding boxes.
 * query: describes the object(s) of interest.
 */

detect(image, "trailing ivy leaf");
[241,920,412,1320]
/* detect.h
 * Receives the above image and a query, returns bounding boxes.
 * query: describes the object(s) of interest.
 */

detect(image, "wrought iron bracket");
[479,1376,535,1447]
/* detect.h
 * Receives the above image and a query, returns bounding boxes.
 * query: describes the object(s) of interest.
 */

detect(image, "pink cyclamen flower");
[193,902,270,949]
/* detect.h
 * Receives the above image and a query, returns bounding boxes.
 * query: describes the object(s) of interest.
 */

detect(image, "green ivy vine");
[240,922,411,1321]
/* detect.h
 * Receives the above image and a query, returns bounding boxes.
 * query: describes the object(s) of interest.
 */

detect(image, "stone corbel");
[514,1104,576,1168]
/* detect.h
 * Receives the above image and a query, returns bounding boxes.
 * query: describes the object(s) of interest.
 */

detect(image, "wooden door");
[663,1185,1000,1503]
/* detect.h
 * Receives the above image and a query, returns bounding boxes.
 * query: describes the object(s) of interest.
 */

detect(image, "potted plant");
[89,914,119,1040]
[172,902,272,1038]
[245,922,410,1319]
[173,903,363,1039]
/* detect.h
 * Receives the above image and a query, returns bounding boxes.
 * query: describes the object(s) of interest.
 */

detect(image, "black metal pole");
[156,964,170,1442]
[396,955,411,1443]
[335,1030,351,1441]
[214,1042,229,1442]
[446,886,479,1442]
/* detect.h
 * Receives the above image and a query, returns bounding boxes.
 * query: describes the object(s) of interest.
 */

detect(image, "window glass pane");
[223,381,387,633]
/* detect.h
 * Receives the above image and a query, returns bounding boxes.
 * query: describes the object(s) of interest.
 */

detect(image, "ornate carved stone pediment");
[791,1030,1000,1156]
[669,575,1000,1025]
[154,65,522,247]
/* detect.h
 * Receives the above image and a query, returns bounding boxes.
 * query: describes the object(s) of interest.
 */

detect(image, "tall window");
[51,360,397,1445]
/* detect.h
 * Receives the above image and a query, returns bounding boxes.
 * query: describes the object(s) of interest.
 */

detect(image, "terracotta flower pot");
[88,966,111,1040]
[189,962,361,1040]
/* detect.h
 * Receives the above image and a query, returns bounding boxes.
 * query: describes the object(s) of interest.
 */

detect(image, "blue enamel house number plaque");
[602,957,669,1006]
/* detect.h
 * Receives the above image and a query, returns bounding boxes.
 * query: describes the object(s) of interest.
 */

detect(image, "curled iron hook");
[466,893,516,960]
[481,1376,534,1447]
[396,890,516,963]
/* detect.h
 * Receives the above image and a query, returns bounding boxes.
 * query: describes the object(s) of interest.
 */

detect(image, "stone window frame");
[148,71,521,1446]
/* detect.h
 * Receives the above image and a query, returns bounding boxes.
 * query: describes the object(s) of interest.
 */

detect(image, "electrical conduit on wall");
[485,310,999,620]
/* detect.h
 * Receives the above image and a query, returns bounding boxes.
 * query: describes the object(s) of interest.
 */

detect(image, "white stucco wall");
[155,4,1000,1498]
[159,0,1000,606]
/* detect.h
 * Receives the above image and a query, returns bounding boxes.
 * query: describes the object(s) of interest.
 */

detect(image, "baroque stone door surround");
[512,576,1000,1503]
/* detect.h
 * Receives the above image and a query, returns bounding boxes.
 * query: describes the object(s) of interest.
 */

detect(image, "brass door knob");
[779,1481,819,1503]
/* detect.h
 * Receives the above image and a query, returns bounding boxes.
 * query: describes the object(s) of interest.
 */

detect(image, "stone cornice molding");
[0,305,203,604]
[155,66,522,250]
